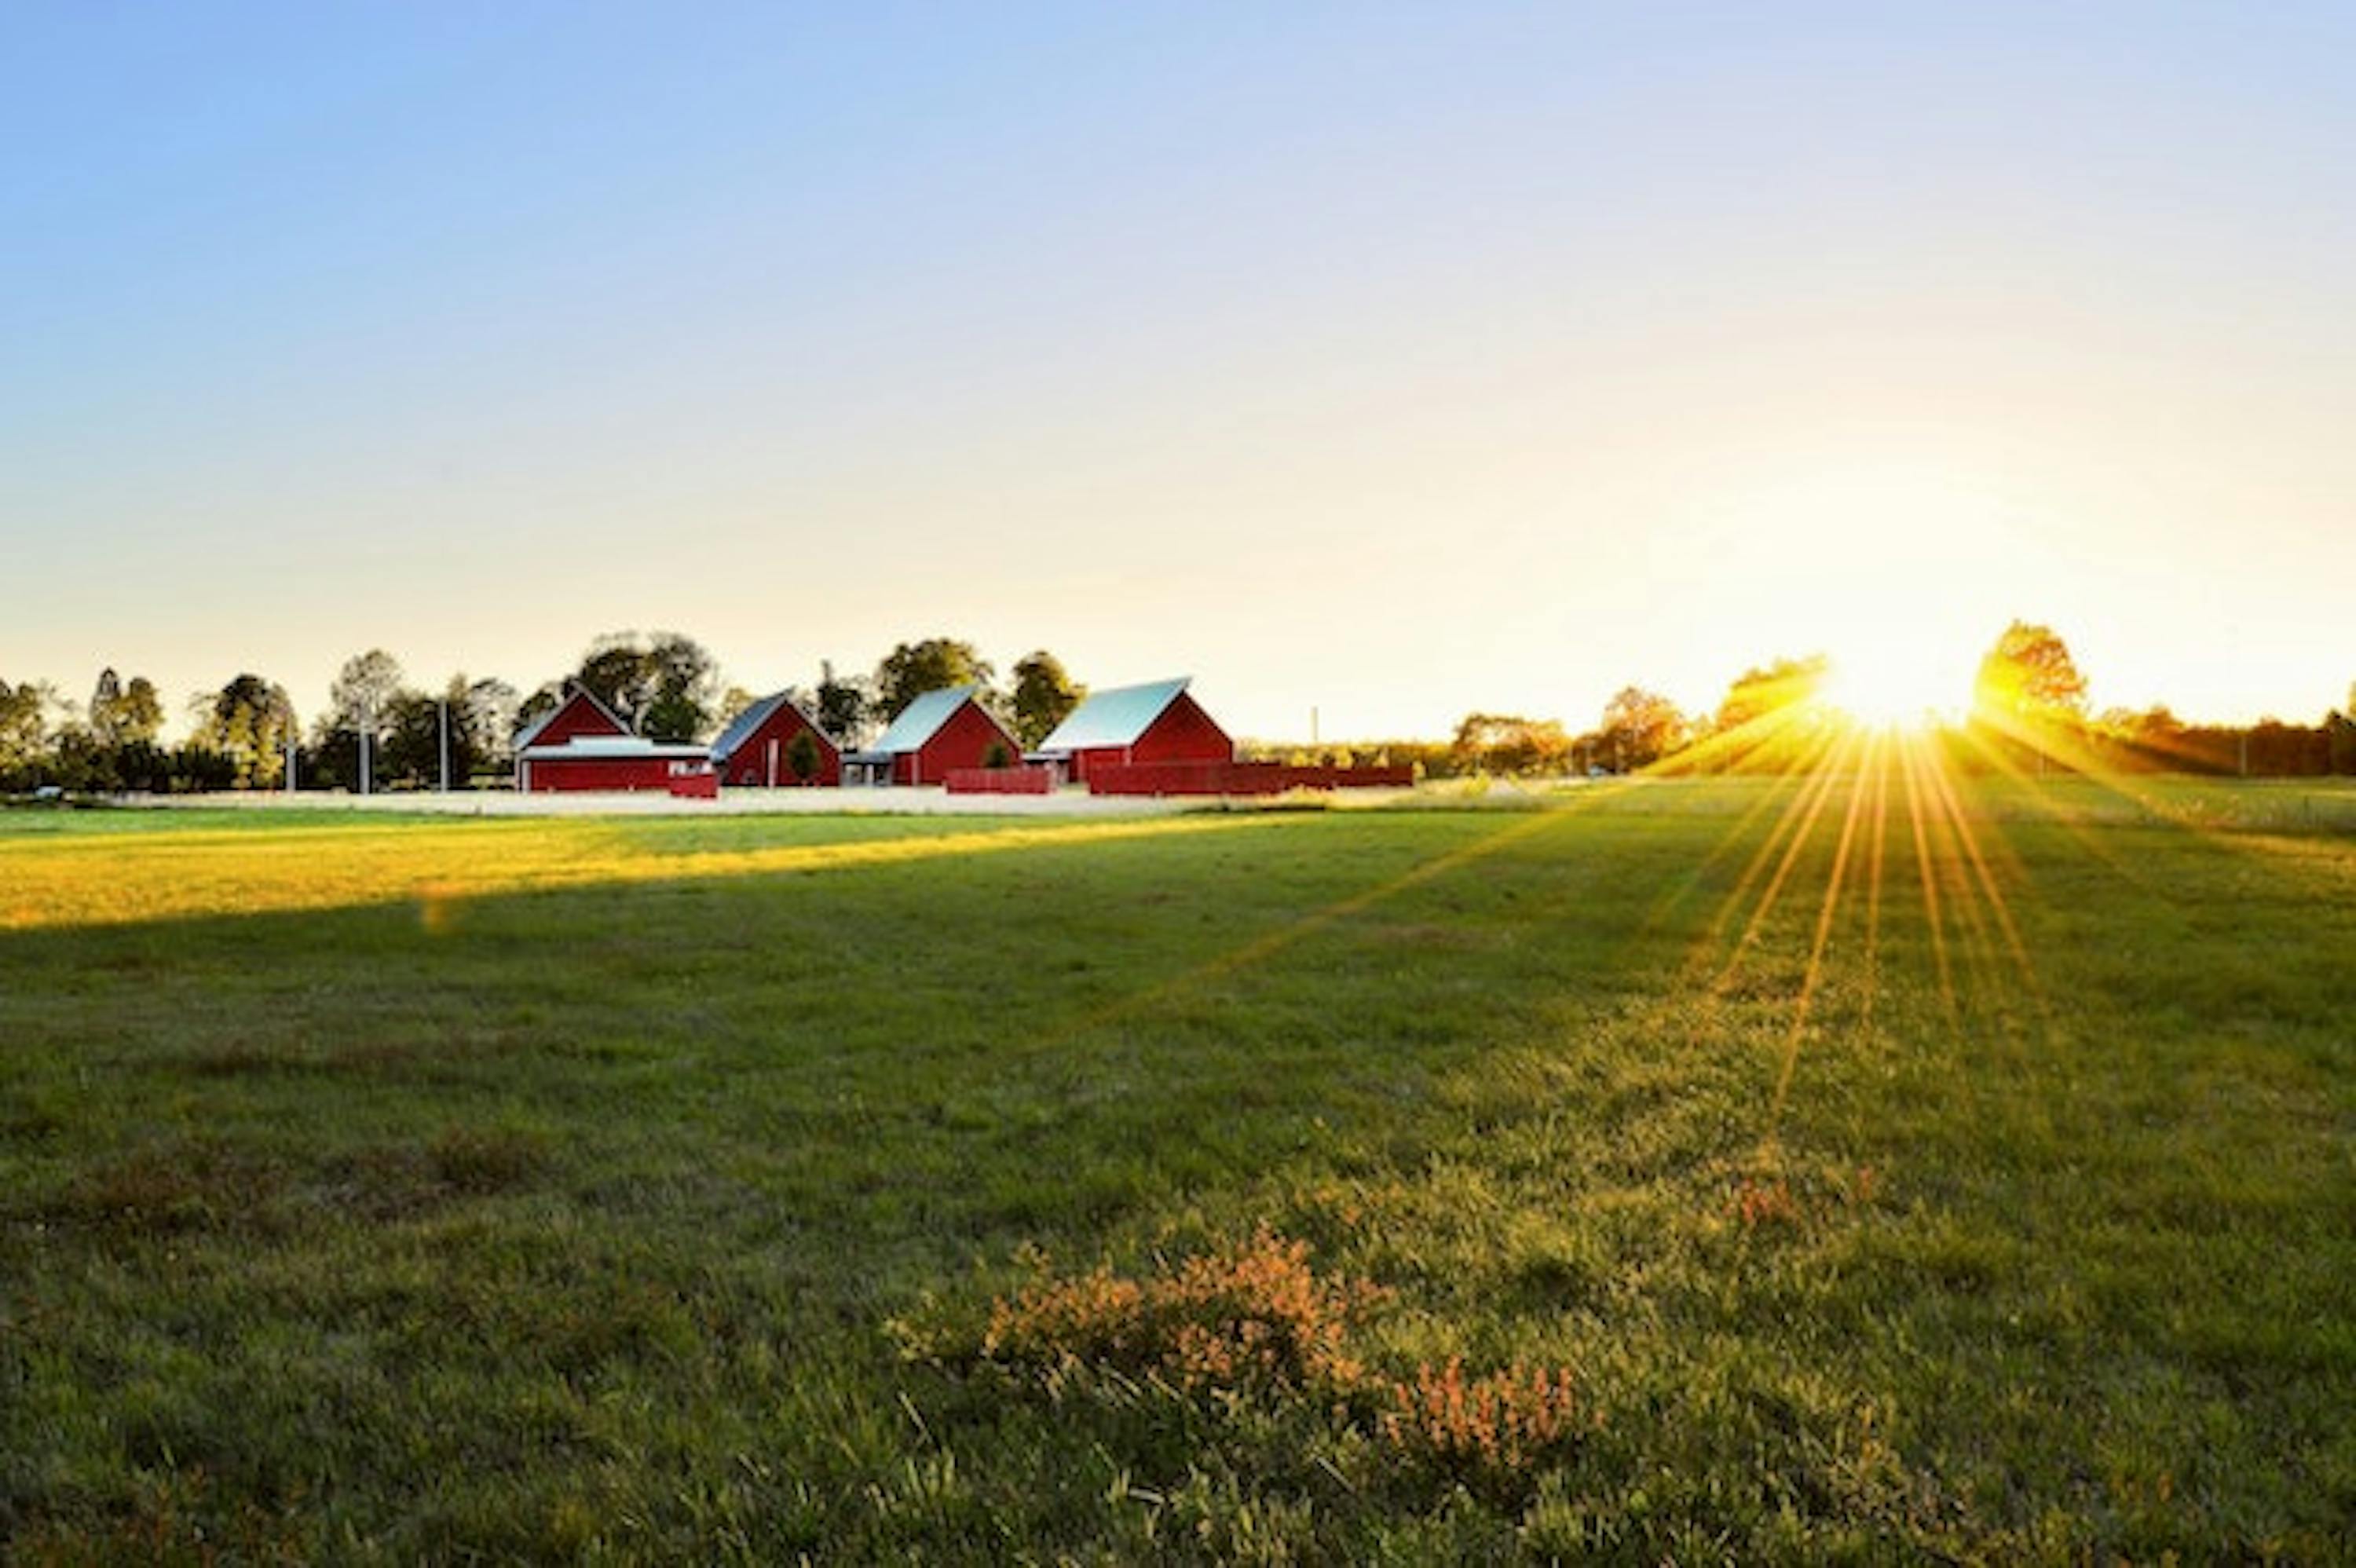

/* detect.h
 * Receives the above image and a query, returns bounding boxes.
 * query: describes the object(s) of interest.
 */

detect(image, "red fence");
[667,772,720,799]
[944,766,1055,795]
[1088,762,1414,797]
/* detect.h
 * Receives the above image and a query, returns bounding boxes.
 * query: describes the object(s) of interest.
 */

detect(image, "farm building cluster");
[514,678,1410,798]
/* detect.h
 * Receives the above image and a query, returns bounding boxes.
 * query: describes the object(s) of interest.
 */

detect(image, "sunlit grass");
[0,810,1272,932]
[2,784,2353,1558]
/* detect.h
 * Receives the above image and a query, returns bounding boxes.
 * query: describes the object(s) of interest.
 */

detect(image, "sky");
[5,2,2351,740]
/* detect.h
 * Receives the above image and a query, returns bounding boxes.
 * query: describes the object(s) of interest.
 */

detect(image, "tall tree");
[192,675,297,789]
[1596,686,1688,771]
[1008,651,1084,748]
[327,649,407,732]
[461,677,520,773]
[112,675,164,745]
[814,660,869,747]
[571,631,721,742]
[873,638,992,720]
[88,669,123,745]
[1973,621,2087,720]
[0,679,48,782]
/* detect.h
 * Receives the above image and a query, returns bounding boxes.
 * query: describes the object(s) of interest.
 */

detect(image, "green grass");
[3,777,2353,1561]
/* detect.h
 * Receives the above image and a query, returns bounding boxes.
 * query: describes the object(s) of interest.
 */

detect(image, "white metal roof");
[1036,678,1191,754]
[868,685,981,755]
[518,735,708,761]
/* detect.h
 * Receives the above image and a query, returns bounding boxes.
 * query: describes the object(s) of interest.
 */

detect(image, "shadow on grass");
[2,788,2352,1559]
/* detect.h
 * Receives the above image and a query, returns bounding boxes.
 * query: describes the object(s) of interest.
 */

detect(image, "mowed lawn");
[2,779,2352,1561]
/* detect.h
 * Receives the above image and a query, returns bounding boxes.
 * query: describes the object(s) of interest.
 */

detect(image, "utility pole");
[359,701,372,798]
[438,697,452,794]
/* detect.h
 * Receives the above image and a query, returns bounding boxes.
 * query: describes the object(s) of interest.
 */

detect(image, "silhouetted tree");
[571,631,722,741]
[814,661,869,747]
[874,638,992,720]
[1008,651,1084,748]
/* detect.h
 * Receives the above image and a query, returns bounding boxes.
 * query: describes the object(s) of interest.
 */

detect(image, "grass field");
[4,776,2353,1561]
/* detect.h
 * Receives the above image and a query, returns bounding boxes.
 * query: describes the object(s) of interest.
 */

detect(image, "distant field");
[3,777,2352,1560]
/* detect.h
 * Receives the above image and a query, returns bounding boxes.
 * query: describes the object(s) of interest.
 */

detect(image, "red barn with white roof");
[1034,677,1233,784]
[847,685,1019,786]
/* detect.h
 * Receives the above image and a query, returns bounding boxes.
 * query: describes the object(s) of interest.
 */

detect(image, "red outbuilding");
[514,685,631,757]
[513,685,713,793]
[847,685,1021,786]
[1033,677,1233,784]
[708,691,840,787]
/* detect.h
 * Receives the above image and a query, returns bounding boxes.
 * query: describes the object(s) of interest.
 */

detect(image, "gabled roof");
[869,685,985,755]
[1037,678,1191,753]
[512,685,631,751]
[709,690,827,763]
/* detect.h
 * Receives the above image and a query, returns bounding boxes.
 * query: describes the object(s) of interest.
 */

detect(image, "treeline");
[5,619,2350,795]
[1334,625,2356,782]
[0,634,1089,795]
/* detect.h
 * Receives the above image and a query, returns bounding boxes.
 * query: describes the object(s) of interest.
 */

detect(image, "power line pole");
[438,697,452,794]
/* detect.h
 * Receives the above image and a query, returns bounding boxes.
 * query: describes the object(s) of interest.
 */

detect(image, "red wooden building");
[513,686,712,793]
[709,691,840,788]
[1033,677,1233,784]
[847,685,1021,786]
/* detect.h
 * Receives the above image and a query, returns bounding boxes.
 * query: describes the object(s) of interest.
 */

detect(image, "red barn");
[518,736,715,792]
[847,685,1020,786]
[514,685,630,758]
[709,692,840,787]
[513,686,712,792]
[1035,677,1233,784]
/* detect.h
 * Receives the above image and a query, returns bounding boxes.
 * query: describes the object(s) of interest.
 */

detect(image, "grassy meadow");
[2,775,2353,1561]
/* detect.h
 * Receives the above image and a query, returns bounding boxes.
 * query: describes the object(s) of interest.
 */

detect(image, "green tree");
[572,631,722,742]
[1596,686,1688,771]
[785,727,823,784]
[453,678,518,776]
[874,638,993,720]
[1008,651,1084,748]
[192,675,297,790]
[1973,621,2087,721]
[814,661,869,747]
[327,649,407,732]
[89,671,164,747]
[0,679,49,787]
[1449,713,1571,775]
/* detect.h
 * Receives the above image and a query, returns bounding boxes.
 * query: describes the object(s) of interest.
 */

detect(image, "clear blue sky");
[5,2,2351,736]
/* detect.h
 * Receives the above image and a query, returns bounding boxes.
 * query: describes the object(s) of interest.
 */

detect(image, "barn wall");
[531,695,628,749]
[1069,693,1233,782]
[719,708,840,787]
[527,756,690,792]
[898,700,1019,784]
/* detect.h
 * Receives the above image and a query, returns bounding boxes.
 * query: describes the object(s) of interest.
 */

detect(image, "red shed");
[847,685,1020,786]
[1035,677,1233,784]
[709,691,840,787]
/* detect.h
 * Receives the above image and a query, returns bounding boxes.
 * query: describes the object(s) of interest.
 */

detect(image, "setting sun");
[1823,643,1970,730]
